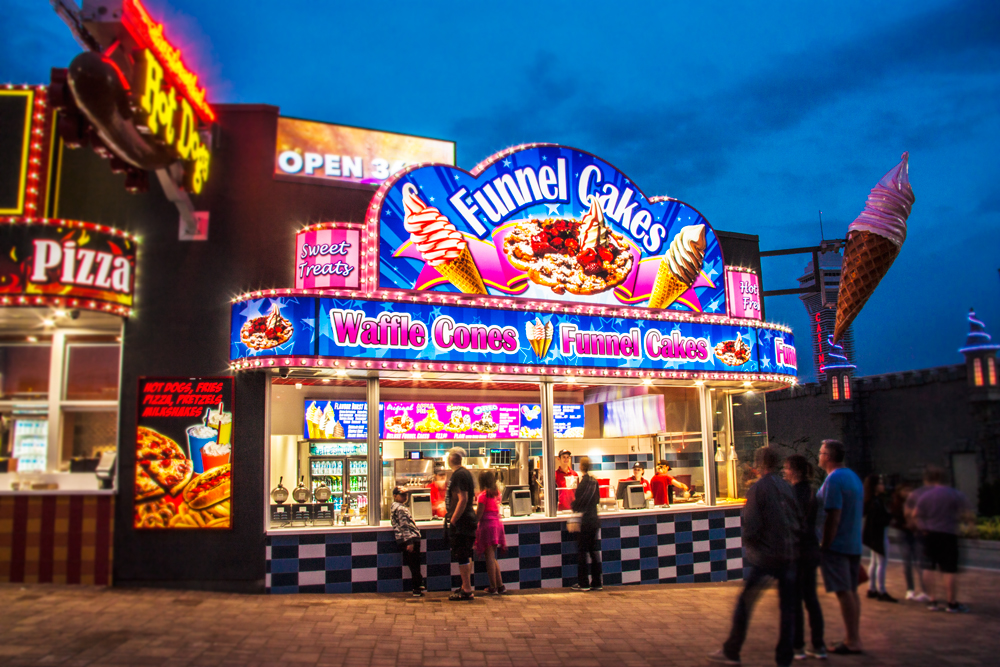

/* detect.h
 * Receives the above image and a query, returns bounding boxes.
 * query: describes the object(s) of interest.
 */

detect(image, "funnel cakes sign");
[366,144,726,313]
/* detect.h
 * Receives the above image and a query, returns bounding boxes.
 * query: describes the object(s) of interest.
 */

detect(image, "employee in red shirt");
[650,463,689,506]
[626,463,652,501]
[426,466,448,518]
[555,449,579,511]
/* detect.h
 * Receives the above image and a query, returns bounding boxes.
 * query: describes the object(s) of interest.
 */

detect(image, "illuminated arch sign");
[364,144,726,314]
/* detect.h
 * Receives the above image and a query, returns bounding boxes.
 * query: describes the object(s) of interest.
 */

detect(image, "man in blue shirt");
[816,439,864,655]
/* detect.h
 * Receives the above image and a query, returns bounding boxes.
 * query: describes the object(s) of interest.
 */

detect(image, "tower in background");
[799,248,855,382]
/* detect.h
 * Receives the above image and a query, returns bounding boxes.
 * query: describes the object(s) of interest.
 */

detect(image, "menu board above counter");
[380,402,521,440]
[304,400,368,439]
[303,399,586,441]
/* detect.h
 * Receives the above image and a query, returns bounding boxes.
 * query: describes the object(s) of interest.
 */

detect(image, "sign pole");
[539,380,557,517]
[366,377,381,526]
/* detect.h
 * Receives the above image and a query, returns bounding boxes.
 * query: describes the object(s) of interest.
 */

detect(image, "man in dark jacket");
[710,447,801,667]
[570,456,602,591]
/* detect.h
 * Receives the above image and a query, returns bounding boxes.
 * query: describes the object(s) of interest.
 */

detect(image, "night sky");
[4,0,998,381]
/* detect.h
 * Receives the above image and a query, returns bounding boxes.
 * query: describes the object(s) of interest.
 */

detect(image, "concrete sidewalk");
[0,566,997,666]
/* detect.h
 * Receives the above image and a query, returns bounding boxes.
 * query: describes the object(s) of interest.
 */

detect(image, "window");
[0,345,51,398]
[989,357,997,386]
[973,358,983,387]
[842,375,851,400]
[831,376,840,400]
[65,344,120,400]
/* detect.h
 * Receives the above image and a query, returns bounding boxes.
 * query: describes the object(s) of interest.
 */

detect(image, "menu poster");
[518,404,585,439]
[304,400,368,439]
[380,402,520,440]
[134,377,233,530]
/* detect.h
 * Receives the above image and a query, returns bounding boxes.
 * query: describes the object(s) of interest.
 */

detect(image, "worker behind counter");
[555,449,579,511]
[650,463,690,507]
[626,463,653,501]
[427,465,448,518]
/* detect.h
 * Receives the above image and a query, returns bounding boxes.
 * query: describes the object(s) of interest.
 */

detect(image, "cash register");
[615,479,647,509]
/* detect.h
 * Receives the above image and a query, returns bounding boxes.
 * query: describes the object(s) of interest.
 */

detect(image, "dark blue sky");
[4,0,999,380]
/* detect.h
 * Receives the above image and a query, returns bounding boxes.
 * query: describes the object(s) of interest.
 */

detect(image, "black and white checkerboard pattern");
[266,507,743,594]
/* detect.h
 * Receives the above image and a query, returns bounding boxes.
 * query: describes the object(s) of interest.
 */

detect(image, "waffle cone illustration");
[648,224,707,309]
[436,246,486,295]
[402,182,486,295]
[525,318,553,359]
[834,230,901,342]
[834,153,914,343]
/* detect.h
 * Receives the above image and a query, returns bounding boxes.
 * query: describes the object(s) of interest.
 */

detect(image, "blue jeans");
[724,562,797,666]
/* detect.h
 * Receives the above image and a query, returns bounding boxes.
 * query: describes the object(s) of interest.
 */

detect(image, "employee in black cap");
[625,463,653,501]
[555,449,579,511]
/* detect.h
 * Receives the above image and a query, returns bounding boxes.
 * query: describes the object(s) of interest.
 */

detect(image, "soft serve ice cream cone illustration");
[834,153,913,343]
[648,225,707,309]
[402,183,486,294]
[321,403,337,438]
[525,317,554,359]
[306,401,321,439]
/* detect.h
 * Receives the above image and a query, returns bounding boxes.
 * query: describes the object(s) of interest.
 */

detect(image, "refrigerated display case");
[12,418,47,472]
[302,440,368,518]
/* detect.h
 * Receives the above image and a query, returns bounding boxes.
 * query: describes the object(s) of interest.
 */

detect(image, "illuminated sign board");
[518,403,585,438]
[380,402,521,440]
[365,144,726,313]
[275,117,455,186]
[229,296,797,381]
[0,218,137,316]
[756,329,798,374]
[295,224,361,290]
[135,377,233,530]
[725,269,762,320]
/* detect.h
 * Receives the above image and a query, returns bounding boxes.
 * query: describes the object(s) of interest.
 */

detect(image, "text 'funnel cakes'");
[834,152,914,343]
[402,182,486,294]
[648,224,706,309]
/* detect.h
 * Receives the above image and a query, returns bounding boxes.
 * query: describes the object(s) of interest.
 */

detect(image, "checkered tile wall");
[266,507,743,594]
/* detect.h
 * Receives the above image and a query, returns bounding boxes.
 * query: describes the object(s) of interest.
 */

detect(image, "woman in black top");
[784,454,826,659]
[570,456,602,591]
[862,474,897,602]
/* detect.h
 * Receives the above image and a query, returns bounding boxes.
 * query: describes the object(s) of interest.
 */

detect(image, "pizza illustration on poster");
[134,377,234,530]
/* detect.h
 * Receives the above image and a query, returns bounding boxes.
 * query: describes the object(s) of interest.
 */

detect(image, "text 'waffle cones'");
[834,230,900,343]
[648,262,691,309]
[437,246,486,294]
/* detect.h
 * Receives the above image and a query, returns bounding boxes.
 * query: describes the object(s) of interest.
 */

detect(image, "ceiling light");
[53,309,66,318]
[27,336,37,343]
[41,318,54,327]
[295,383,303,390]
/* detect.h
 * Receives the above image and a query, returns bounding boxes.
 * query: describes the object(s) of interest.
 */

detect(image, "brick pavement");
[0,567,997,666]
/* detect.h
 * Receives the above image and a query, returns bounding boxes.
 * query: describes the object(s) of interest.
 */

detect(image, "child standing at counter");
[391,487,424,597]
[475,470,507,595]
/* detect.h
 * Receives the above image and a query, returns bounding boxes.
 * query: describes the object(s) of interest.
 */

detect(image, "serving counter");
[265,503,744,594]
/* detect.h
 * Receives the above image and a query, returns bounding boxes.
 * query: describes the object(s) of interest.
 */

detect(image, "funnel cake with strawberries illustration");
[647,224,707,309]
[834,152,913,343]
[240,304,294,350]
[502,196,634,295]
[402,183,486,294]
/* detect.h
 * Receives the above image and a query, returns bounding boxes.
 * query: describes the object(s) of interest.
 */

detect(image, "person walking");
[474,469,507,595]
[862,474,897,602]
[816,439,864,655]
[784,454,826,660]
[709,447,800,667]
[892,483,929,602]
[445,447,478,601]
[390,487,424,597]
[570,456,602,592]
[913,465,975,613]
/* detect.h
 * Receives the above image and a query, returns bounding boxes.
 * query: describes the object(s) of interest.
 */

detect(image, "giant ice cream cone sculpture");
[834,153,914,343]
[648,224,707,309]
[402,183,486,294]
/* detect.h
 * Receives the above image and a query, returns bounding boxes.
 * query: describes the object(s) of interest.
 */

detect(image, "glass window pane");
[65,345,120,400]
[60,410,118,462]
[0,345,51,398]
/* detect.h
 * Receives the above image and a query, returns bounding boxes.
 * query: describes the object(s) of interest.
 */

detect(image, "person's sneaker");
[866,590,879,599]
[570,584,590,592]
[913,592,931,602]
[589,585,603,591]
[946,602,970,613]
[412,590,424,597]
[793,648,807,660]
[805,646,828,659]
[877,592,898,603]
[927,600,944,611]
[707,649,740,665]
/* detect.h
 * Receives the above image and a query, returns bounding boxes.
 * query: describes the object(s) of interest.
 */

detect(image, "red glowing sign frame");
[122,0,215,123]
